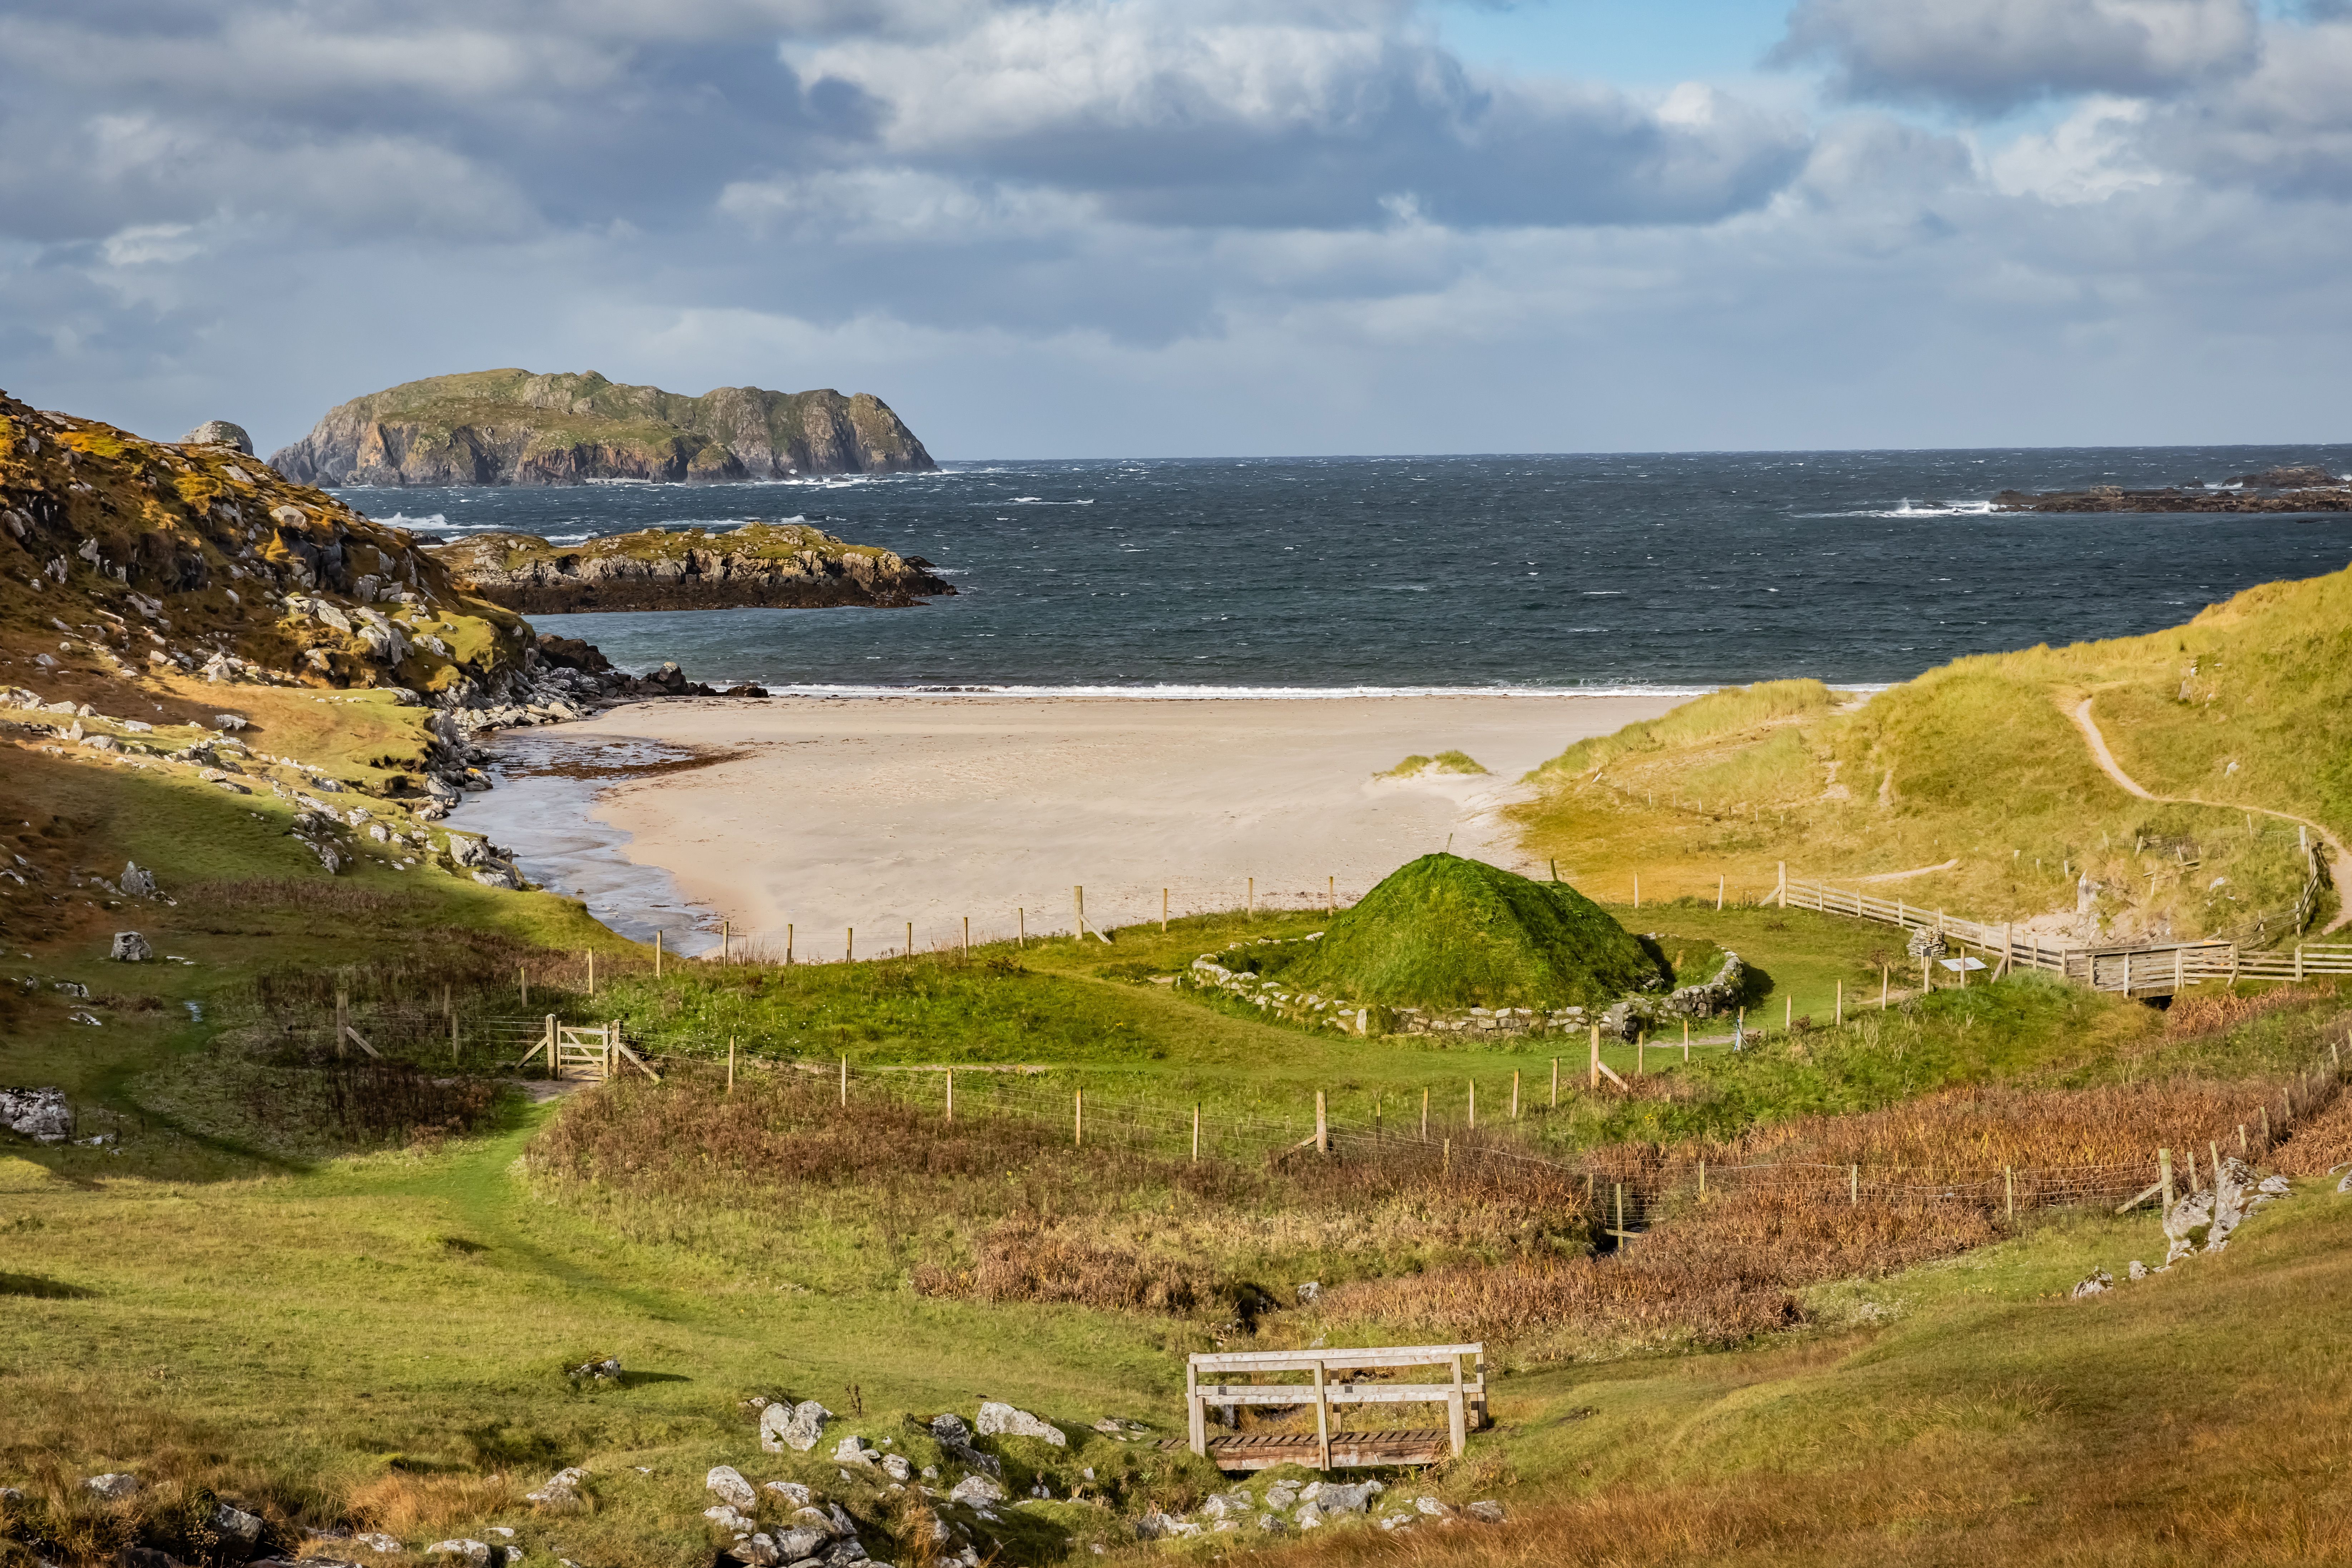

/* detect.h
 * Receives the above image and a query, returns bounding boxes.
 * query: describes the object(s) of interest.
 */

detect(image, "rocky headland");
[1992,465,2352,513]
[427,522,954,614]
[268,368,935,487]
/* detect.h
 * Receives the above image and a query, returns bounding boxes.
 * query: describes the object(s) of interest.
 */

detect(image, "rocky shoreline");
[428,523,953,614]
[1992,465,2352,513]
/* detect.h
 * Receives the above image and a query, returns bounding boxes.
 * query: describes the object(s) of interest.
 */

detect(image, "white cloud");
[1985,99,2165,203]
[97,222,205,267]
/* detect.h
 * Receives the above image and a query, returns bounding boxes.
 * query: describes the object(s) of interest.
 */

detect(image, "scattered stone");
[975,1400,1065,1446]
[1314,1480,1383,1515]
[569,1356,622,1383]
[1294,1503,1325,1529]
[2128,1260,2149,1281]
[472,867,521,891]
[355,1533,402,1552]
[772,1527,830,1561]
[879,1454,910,1482]
[1,1087,73,1143]
[762,1399,831,1453]
[110,931,152,962]
[762,1481,814,1507]
[120,861,157,897]
[1466,1500,1507,1524]
[1295,1281,1321,1305]
[832,1435,877,1467]
[929,1413,971,1445]
[708,1465,759,1509]
[83,1472,140,1500]
[705,1505,757,1532]
[946,1475,1005,1508]
[425,1541,491,1566]
[2071,1269,2114,1299]
[525,1466,591,1508]
[1413,1497,1448,1516]
[737,1533,783,1565]
[1134,1513,1198,1540]
[213,1502,265,1542]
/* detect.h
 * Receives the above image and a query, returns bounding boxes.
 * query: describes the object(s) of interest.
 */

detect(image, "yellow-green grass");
[1512,564,2352,941]
[1266,1184,2352,1567]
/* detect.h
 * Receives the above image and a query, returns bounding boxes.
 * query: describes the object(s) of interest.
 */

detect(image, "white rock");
[1315,1481,1382,1515]
[212,1503,263,1542]
[762,1481,814,1507]
[82,1473,140,1500]
[120,862,157,897]
[0,1087,73,1143]
[425,1541,491,1566]
[356,1533,402,1552]
[762,1398,831,1453]
[772,1527,830,1561]
[947,1475,1005,1508]
[705,1505,757,1532]
[880,1454,911,1482]
[833,1435,876,1467]
[708,1464,759,1509]
[1294,1504,1325,1529]
[110,931,152,962]
[2071,1269,2113,1299]
[975,1400,1065,1446]
[1466,1500,1507,1523]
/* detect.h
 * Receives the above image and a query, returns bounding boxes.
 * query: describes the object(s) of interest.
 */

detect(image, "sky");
[3,0,2349,460]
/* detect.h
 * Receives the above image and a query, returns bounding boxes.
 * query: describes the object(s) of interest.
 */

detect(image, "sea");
[335,445,2352,694]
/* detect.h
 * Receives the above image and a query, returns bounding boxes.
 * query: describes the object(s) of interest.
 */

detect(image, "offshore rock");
[428,523,953,614]
[268,369,935,486]
[1993,470,2352,513]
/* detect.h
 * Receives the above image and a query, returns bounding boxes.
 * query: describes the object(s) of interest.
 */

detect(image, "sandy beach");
[467,693,1678,956]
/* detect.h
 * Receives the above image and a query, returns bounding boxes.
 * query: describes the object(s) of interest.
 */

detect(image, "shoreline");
[456,690,1682,955]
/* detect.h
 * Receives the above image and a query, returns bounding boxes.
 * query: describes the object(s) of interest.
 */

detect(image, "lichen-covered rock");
[1,1087,73,1143]
[120,861,157,897]
[82,1473,140,1500]
[213,1502,265,1542]
[762,1398,830,1453]
[2071,1269,2113,1299]
[110,931,152,961]
[424,1540,490,1566]
[975,1401,1065,1446]
[181,420,254,455]
[707,1465,759,1509]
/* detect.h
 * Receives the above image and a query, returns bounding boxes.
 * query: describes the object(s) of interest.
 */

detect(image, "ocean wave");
[999,497,1095,505]
[727,681,1726,700]
[1800,500,2001,518]
[374,512,448,526]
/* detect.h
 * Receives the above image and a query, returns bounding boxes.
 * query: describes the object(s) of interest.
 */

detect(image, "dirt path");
[2069,697,2350,935]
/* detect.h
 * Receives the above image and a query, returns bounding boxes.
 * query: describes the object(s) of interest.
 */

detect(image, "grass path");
[2070,695,2351,933]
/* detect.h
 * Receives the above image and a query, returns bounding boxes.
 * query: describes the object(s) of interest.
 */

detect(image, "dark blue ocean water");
[336,446,2352,692]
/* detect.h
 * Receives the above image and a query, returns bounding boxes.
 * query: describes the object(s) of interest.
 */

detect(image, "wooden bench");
[1180,1344,1486,1471]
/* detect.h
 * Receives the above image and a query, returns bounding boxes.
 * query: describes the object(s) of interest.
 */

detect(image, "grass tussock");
[528,1066,1593,1305]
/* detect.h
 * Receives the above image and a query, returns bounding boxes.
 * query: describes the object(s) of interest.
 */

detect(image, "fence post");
[1835,981,1843,1027]
[963,916,969,958]
[1777,862,1787,907]
[946,1067,954,1123]
[1467,1080,1475,1129]
[1248,876,1255,916]
[722,920,730,965]
[1683,1018,1690,1061]
[519,964,528,1006]
[1328,876,1335,915]
[847,927,854,963]
[1076,1088,1084,1147]
[1315,1090,1328,1153]
[1511,1070,1521,1117]
[1187,1360,1206,1456]
[2159,1148,2172,1212]
[839,1055,847,1107]
[727,1037,736,1093]
[1313,1360,1331,1472]
[1422,1086,1430,1141]
[1447,1354,1467,1458]
[2005,1166,2014,1223]
[587,949,595,998]
[1698,1159,1705,1197]
[543,1014,556,1079]
[1849,1164,1858,1205]
[1192,1102,1200,1161]
[1018,908,1025,948]
[655,930,663,978]
[334,987,348,1061]
[787,924,794,965]
[1717,874,1724,911]
[1590,1023,1601,1089]
[1551,1057,1559,1107]
[906,921,913,958]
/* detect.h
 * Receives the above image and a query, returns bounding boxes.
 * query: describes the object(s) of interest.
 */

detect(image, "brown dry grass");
[344,1473,520,1539]
[2165,983,2339,1039]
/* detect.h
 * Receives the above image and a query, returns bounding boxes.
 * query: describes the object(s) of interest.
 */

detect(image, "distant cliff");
[270,369,936,487]
[426,523,955,613]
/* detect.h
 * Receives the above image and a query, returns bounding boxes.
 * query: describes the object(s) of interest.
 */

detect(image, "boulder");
[762,1398,830,1453]
[1,1087,73,1143]
[737,1534,783,1566]
[424,1542,491,1566]
[213,1503,265,1543]
[975,1401,1065,1446]
[708,1465,759,1510]
[472,867,521,891]
[82,1472,140,1500]
[772,1528,830,1562]
[879,1454,910,1482]
[832,1435,876,1467]
[706,1505,758,1532]
[110,931,153,962]
[121,862,157,897]
[1466,1500,1507,1524]
[2070,1269,2113,1299]
[1315,1480,1383,1515]
[569,1356,622,1383]
[1294,1504,1325,1529]
[181,420,255,455]
[946,1475,1005,1508]
[762,1481,814,1507]
[355,1533,402,1552]
[525,1466,591,1507]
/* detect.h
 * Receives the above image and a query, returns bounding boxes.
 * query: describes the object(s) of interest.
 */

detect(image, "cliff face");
[427,523,955,613]
[269,369,937,488]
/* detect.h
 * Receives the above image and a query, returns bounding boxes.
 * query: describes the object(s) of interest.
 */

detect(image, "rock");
[762,1481,814,1507]
[110,931,153,962]
[1294,1503,1325,1529]
[737,1534,784,1566]
[424,1542,491,1566]
[526,1466,591,1507]
[83,1472,140,1500]
[1905,928,1947,961]
[120,861,157,897]
[708,1465,759,1509]
[929,1413,971,1445]
[2258,1174,2291,1196]
[2128,1260,2149,1281]
[1296,1281,1321,1305]
[791,1506,839,1537]
[1,1087,73,1143]
[1264,1485,1299,1510]
[762,1398,830,1452]
[833,1436,877,1467]
[1135,1513,1198,1540]
[1315,1480,1383,1515]
[879,1454,910,1482]
[946,1475,1005,1508]
[975,1400,1066,1446]
[181,420,255,455]
[472,867,521,891]
[356,1533,402,1552]
[569,1356,622,1383]
[1466,1500,1507,1524]
[772,1528,830,1562]
[2071,1269,2113,1299]
[1413,1497,1448,1515]
[213,1502,265,1542]
[1256,1514,1284,1532]
[706,1505,758,1532]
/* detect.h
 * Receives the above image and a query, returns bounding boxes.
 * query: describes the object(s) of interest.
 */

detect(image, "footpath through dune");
[2069,697,2351,934]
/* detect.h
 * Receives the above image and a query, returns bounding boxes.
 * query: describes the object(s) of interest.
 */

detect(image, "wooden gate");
[513,1016,661,1082]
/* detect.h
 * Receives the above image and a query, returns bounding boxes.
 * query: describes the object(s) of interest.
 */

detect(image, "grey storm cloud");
[1773,0,2260,111]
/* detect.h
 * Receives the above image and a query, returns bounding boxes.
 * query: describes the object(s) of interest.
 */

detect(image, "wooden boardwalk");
[1184,1344,1484,1472]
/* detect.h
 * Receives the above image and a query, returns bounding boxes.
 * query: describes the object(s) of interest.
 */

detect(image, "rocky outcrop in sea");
[427,523,953,614]
[1993,466,2352,513]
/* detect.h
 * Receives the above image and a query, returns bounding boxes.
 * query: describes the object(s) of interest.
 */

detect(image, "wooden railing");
[1186,1344,1485,1470]
[1776,868,2352,993]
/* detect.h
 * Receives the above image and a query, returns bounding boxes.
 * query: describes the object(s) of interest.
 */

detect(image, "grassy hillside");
[1512,565,2352,944]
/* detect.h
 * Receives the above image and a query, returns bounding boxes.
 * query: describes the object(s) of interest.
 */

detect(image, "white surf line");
[2070,696,2352,935]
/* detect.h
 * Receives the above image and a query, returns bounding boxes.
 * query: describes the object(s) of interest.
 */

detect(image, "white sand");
[538,693,1677,955]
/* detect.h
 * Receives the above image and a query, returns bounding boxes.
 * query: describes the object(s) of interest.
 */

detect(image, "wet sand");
[458,692,1678,956]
